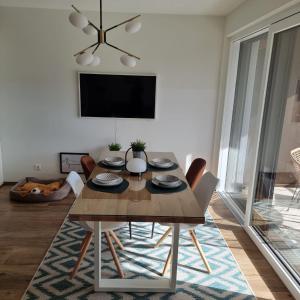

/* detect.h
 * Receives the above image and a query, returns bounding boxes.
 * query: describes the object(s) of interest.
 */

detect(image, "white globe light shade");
[126,158,147,174]
[125,20,142,33]
[120,55,137,68]
[82,24,97,35]
[76,52,94,66]
[69,12,88,29]
[89,55,101,66]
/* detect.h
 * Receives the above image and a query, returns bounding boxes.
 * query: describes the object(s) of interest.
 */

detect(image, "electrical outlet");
[34,164,42,171]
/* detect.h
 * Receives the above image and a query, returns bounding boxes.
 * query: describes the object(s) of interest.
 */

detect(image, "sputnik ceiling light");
[69,0,141,67]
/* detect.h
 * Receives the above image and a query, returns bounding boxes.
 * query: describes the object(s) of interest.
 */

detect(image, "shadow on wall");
[89,146,107,162]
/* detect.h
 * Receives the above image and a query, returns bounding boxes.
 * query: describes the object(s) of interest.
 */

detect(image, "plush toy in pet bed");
[15,181,62,196]
[10,177,71,203]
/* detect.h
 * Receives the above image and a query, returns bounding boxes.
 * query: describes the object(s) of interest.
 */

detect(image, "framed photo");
[59,152,88,174]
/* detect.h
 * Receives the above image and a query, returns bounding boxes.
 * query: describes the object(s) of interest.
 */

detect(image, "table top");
[68,151,205,224]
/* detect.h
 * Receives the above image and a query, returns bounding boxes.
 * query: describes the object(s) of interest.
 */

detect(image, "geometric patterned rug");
[23,213,255,299]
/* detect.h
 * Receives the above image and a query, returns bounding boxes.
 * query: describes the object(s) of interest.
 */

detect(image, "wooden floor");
[209,194,294,300]
[0,185,294,300]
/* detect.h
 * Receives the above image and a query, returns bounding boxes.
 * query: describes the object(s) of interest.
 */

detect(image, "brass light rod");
[71,0,141,62]
[71,5,100,32]
[105,41,141,60]
[92,43,101,54]
[105,14,141,33]
[73,42,98,56]
[99,0,103,30]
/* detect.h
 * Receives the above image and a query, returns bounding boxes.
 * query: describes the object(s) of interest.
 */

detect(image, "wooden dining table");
[68,151,205,293]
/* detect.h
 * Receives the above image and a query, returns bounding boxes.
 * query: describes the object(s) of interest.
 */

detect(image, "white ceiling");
[0,0,246,16]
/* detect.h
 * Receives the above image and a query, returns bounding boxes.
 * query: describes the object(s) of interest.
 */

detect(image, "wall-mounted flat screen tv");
[79,73,156,119]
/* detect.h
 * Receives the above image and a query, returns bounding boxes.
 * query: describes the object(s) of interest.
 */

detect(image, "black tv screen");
[79,73,156,119]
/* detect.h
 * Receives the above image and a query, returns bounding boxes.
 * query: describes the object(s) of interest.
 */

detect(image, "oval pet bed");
[10,177,71,203]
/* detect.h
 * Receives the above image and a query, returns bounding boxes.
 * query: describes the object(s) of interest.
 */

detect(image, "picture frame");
[59,152,89,174]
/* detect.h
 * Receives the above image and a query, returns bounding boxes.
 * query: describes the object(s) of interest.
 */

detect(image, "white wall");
[0,7,224,181]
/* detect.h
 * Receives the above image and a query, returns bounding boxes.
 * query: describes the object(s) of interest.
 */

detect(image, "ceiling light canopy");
[69,0,141,68]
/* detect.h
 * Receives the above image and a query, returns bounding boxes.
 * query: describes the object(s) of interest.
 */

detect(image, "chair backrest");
[81,155,96,180]
[194,171,219,214]
[66,171,93,231]
[66,171,84,198]
[186,158,207,191]
[291,148,300,183]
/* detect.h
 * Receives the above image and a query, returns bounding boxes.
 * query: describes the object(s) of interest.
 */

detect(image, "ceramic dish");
[152,175,182,188]
[95,173,121,184]
[92,177,123,187]
[104,157,125,166]
[149,158,174,168]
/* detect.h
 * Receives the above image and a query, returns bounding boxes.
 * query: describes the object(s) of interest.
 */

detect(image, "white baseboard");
[0,143,3,186]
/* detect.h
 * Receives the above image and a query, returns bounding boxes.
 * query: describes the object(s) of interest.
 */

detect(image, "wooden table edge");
[68,214,205,224]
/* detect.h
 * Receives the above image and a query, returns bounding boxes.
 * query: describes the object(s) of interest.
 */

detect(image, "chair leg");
[154,226,172,248]
[287,187,298,211]
[161,248,172,276]
[189,229,212,273]
[70,231,93,279]
[104,232,125,278]
[151,222,155,238]
[79,232,90,252]
[109,230,125,250]
[129,222,132,239]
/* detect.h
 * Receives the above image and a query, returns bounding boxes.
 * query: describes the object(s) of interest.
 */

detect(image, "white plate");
[149,158,174,168]
[153,175,181,188]
[95,173,121,184]
[92,177,123,187]
[104,156,125,166]
[152,178,182,189]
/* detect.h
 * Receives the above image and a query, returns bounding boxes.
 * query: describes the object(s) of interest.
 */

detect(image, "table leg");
[170,223,180,292]
[94,221,101,288]
[94,221,180,292]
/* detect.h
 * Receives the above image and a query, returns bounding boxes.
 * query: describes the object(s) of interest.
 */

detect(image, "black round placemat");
[98,161,125,171]
[87,179,129,193]
[146,179,187,194]
[147,162,179,172]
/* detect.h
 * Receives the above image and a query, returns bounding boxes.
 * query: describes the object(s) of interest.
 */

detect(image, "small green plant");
[108,143,122,151]
[131,139,146,152]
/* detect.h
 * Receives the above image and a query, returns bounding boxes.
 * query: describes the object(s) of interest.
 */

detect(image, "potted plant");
[108,143,122,151]
[130,139,146,158]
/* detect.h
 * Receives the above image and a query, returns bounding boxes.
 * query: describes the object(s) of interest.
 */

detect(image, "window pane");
[253,25,300,280]
[225,34,267,214]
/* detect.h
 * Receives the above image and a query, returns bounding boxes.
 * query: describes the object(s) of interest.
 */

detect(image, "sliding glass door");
[220,11,300,296]
[225,33,267,214]
[252,24,300,281]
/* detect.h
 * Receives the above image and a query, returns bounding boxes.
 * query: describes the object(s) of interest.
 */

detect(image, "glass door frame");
[217,28,269,223]
[246,13,300,227]
[218,12,300,298]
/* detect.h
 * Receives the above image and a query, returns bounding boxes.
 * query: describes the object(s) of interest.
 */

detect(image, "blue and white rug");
[23,214,255,299]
